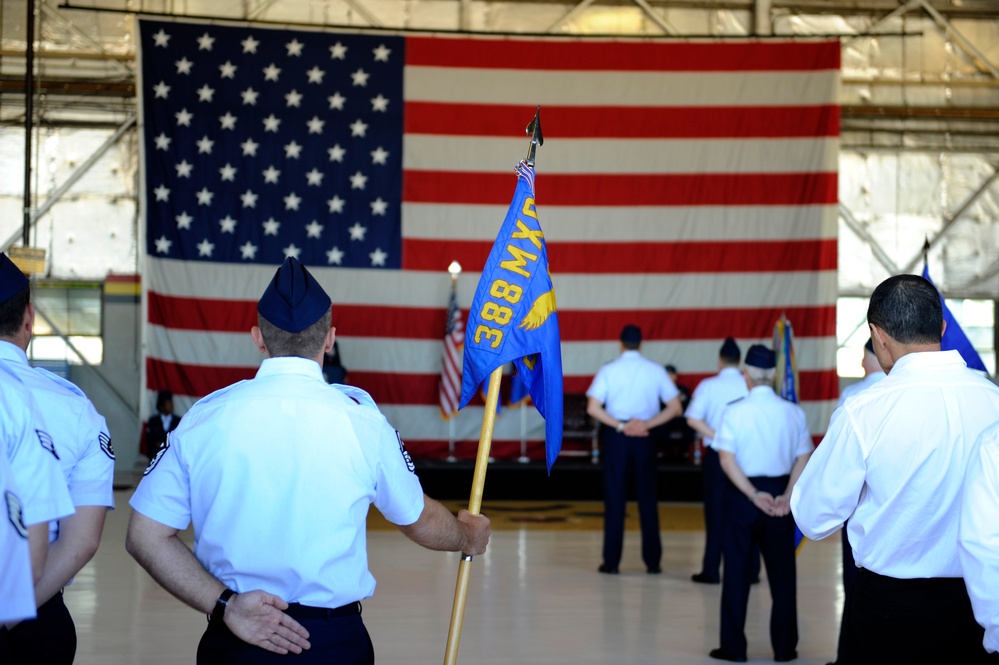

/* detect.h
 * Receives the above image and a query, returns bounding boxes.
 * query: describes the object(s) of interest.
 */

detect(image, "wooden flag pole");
[442,365,503,665]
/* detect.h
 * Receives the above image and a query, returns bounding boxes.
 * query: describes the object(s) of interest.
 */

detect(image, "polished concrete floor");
[66,492,844,664]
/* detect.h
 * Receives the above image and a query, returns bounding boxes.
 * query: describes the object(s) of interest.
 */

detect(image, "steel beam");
[919,0,999,81]
[545,0,598,33]
[839,202,900,275]
[631,0,678,34]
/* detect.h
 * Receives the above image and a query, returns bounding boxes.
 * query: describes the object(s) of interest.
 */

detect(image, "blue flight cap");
[745,344,776,370]
[620,324,642,345]
[864,337,875,354]
[0,252,29,303]
[720,336,740,359]
[257,257,331,333]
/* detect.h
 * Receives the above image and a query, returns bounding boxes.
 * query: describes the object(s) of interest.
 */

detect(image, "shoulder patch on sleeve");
[33,367,87,397]
[5,490,28,538]
[397,431,416,473]
[143,439,170,476]
[36,429,59,460]
[99,432,115,460]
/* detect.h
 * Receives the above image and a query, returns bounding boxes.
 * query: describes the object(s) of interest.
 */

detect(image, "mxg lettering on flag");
[140,20,839,458]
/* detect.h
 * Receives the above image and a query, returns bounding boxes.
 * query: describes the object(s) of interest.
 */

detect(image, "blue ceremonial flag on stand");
[509,366,531,409]
[773,316,806,553]
[459,161,563,472]
[922,264,988,374]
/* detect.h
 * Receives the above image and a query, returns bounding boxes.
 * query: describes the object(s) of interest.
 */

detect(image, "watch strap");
[211,588,236,623]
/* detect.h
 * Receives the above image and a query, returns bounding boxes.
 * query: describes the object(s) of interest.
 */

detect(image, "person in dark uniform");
[586,324,683,575]
[710,344,813,663]
[142,389,181,457]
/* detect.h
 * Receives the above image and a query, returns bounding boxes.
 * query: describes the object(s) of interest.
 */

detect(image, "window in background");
[28,282,103,368]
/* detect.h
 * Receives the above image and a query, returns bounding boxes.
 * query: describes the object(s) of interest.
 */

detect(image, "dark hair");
[867,274,943,345]
[0,285,30,337]
[664,364,677,374]
[258,308,332,358]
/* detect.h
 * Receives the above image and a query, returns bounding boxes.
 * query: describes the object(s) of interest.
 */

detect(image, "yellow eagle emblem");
[518,288,557,331]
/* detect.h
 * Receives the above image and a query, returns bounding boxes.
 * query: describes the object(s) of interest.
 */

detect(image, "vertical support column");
[754,0,772,36]
[22,0,36,247]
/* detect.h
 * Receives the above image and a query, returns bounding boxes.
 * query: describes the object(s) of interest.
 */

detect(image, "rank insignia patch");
[5,490,27,539]
[99,432,115,460]
[397,431,415,473]
[144,441,170,476]
[37,429,59,460]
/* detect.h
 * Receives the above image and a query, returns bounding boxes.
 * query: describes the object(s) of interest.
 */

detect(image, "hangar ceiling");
[0,0,998,298]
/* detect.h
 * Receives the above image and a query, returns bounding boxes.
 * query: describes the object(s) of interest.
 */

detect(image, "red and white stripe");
[439,281,464,419]
[146,35,840,458]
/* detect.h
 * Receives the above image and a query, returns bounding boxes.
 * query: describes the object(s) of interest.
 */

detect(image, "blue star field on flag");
[139,20,403,268]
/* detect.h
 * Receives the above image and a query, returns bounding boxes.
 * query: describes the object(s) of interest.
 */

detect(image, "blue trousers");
[699,447,762,582]
[719,476,797,661]
[601,427,661,570]
[0,591,77,665]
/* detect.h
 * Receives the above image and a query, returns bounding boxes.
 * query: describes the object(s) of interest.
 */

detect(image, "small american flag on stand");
[439,275,464,419]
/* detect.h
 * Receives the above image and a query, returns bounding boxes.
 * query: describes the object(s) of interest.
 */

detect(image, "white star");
[306,66,325,84]
[241,189,259,208]
[305,168,324,186]
[283,243,302,259]
[305,220,324,238]
[240,241,258,259]
[284,192,302,210]
[197,84,214,102]
[196,188,214,206]
[349,171,368,190]
[175,108,193,126]
[328,144,346,162]
[175,211,193,229]
[219,112,237,130]
[306,116,324,134]
[369,248,388,266]
[241,35,259,54]
[348,222,367,241]
[370,197,388,215]
[370,146,389,164]
[285,89,303,107]
[327,195,345,213]
[153,80,171,99]
[351,68,369,86]
[196,135,214,153]
[284,141,302,159]
[197,238,215,256]
[286,39,304,56]
[326,246,344,265]
[154,133,172,151]
[371,94,389,112]
[154,235,172,253]
[154,185,170,201]
[219,163,237,181]
[373,44,391,62]
[263,217,281,235]
[219,60,237,78]
[241,137,259,156]
[330,42,347,59]
[263,63,281,81]
[263,114,281,132]
[350,119,368,137]
[241,87,259,105]
[197,32,215,51]
[175,160,193,178]
[219,215,237,233]
[175,57,193,74]
[328,92,346,110]
[262,166,280,183]
[153,29,171,48]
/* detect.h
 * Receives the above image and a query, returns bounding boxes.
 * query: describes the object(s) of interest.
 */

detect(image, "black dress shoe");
[692,573,720,584]
[647,566,661,574]
[598,564,618,574]
[709,648,747,662]
[775,652,798,662]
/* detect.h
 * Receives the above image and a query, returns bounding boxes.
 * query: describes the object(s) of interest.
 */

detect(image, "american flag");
[439,277,463,419]
[140,20,839,459]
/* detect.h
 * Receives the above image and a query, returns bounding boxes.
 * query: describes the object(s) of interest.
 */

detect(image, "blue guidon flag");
[459,162,563,472]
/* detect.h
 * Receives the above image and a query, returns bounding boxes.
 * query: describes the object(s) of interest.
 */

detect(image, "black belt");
[284,601,361,620]
[859,568,965,589]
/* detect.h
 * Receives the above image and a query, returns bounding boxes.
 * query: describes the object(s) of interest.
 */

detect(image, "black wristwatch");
[211,588,236,623]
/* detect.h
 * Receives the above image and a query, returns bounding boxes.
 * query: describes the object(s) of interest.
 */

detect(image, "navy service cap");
[257,257,332,333]
[0,252,29,303]
[620,324,642,345]
[720,336,740,358]
[745,344,776,370]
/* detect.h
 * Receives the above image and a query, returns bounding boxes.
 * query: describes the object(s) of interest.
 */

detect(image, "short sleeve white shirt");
[130,357,426,608]
[959,422,999,653]
[0,366,74,527]
[791,350,999,579]
[0,447,35,624]
[0,341,115,544]
[586,350,679,420]
[685,367,748,447]
[713,385,813,477]
[835,370,886,409]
